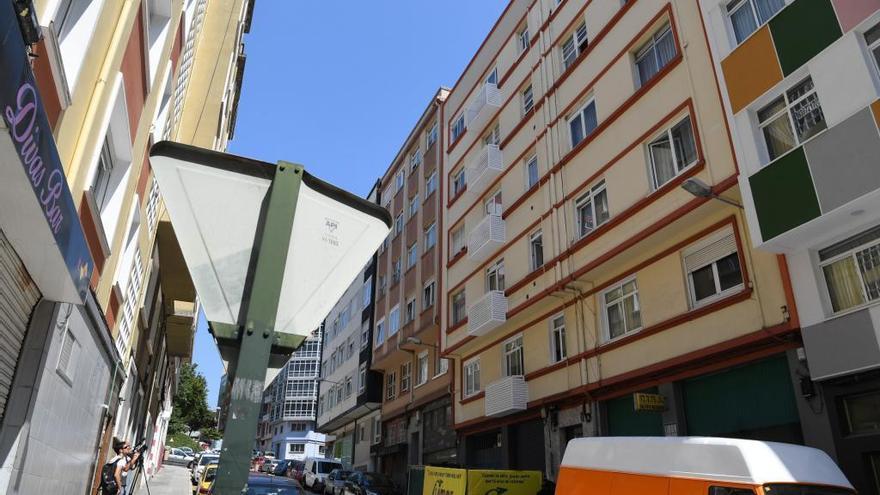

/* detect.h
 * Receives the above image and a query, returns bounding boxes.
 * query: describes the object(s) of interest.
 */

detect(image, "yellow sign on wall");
[422,467,467,495]
[633,392,666,412]
[467,469,542,495]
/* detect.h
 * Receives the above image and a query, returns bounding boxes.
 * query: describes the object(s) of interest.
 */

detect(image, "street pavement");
[138,464,193,495]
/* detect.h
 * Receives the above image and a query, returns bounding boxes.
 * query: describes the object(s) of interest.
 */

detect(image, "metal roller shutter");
[0,230,41,423]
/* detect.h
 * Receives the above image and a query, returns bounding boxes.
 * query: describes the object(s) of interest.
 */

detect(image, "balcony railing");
[468,290,507,337]
[465,145,503,196]
[468,214,505,261]
[485,375,528,417]
[465,82,502,132]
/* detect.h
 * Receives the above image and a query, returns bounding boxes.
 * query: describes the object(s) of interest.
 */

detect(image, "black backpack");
[100,458,119,494]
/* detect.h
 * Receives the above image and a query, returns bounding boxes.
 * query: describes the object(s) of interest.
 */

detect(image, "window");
[395,170,405,191]
[409,195,419,218]
[464,359,481,397]
[410,149,422,171]
[54,0,106,92]
[727,0,785,45]
[503,335,524,377]
[373,416,382,444]
[423,281,436,309]
[345,375,353,398]
[407,243,418,269]
[452,169,466,197]
[451,225,466,255]
[358,362,367,392]
[530,230,544,271]
[400,362,411,392]
[486,260,506,292]
[437,356,449,376]
[484,124,500,147]
[575,181,609,238]
[91,139,116,212]
[452,115,465,142]
[562,22,589,70]
[683,228,744,307]
[757,77,826,162]
[389,305,401,335]
[289,443,305,454]
[392,258,401,284]
[550,315,567,363]
[486,67,498,85]
[522,85,534,115]
[452,290,467,325]
[569,99,598,148]
[417,352,429,386]
[386,372,396,401]
[395,214,404,236]
[648,116,697,189]
[635,24,676,86]
[427,122,438,148]
[603,278,642,340]
[290,422,307,432]
[485,190,503,216]
[362,277,372,308]
[426,171,438,196]
[525,155,539,190]
[361,320,370,349]
[375,318,386,346]
[819,225,880,313]
[518,25,530,53]
[378,275,387,297]
[406,297,416,323]
[425,223,437,249]
[842,390,880,435]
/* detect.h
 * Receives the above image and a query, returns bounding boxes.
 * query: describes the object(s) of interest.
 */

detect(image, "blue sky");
[193,1,508,408]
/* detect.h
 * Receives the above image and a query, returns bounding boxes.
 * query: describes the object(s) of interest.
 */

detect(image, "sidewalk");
[137,464,193,495]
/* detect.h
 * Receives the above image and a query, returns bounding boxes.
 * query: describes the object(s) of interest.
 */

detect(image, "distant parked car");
[273,460,291,477]
[166,448,195,466]
[180,447,195,457]
[324,469,353,495]
[192,453,220,484]
[260,459,280,474]
[288,460,306,481]
[343,472,400,495]
[303,458,343,491]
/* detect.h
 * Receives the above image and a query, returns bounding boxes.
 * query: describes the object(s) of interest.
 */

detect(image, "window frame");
[407,243,418,269]
[452,115,466,142]
[452,168,466,197]
[574,180,609,239]
[634,23,676,87]
[756,77,826,164]
[409,194,419,218]
[726,0,785,46]
[410,149,422,172]
[647,115,698,189]
[818,226,880,315]
[525,154,539,190]
[601,276,643,342]
[451,290,467,325]
[400,361,412,393]
[486,259,506,292]
[562,21,589,70]
[568,98,598,148]
[405,297,416,323]
[683,227,745,308]
[502,334,525,377]
[423,280,436,309]
[549,314,567,364]
[518,25,530,54]
[416,351,429,387]
[425,222,437,249]
[522,84,534,115]
[389,305,401,336]
[464,358,481,397]
[426,170,438,197]
[358,363,367,393]
[530,230,544,271]
[427,122,439,148]
[451,224,466,255]
[375,317,386,346]
[385,371,396,401]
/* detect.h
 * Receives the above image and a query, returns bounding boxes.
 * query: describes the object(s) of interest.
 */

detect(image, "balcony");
[465,82,501,132]
[465,145,503,196]
[485,375,528,417]
[468,214,505,261]
[468,290,507,337]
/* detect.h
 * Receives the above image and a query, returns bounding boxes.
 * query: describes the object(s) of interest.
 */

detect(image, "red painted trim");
[446,249,467,269]
[447,318,468,335]
[460,391,485,405]
[524,359,569,381]
[443,335,476,357]
[447,186,467,208]
[420,245,436,261]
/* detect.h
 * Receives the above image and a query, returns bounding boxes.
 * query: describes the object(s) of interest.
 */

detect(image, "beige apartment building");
[440,0,810,479]
[0,0,250,493]
[371,89,457,487]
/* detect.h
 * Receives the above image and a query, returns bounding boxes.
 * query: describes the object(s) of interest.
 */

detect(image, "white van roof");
[560,437,852,489]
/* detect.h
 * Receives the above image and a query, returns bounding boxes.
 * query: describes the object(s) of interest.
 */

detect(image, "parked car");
[288,460,306,482]
[192,453,220,484]
[323,469,353,495]
[166,448,195,466]
[260,459,280,474]
[209,472,301,494]
[303,458,343,491]
[342,472,400,495]
[273,460,292,477]
[180,447,195,457]
[194,463,218,495]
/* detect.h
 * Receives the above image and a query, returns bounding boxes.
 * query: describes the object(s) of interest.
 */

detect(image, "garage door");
[0,230,41,423]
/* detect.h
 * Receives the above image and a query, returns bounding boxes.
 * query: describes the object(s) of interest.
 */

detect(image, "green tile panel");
[749,147,821,241]
[769,0,843,76]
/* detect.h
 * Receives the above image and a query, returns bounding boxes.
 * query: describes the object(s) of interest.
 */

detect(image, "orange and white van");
[556,437,854,495]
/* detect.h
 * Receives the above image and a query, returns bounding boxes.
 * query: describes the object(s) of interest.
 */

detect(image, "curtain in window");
[594,189,609,225]
[857,244,880,301]
[570,117,584,147]
[672,118,697,169]
[823,258,866,312]
[755,0,785,23]
[761,115,795,161]
[655,28,677,69]
[649,135,676,187]
[623,293,641,331]
[607,303,625,339]
[730,4,758,44]
[636,52,657,85]
[583,102,598,136]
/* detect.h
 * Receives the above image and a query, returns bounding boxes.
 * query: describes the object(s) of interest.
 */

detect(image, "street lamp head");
[149,141,392,341]
[681,178,714,198]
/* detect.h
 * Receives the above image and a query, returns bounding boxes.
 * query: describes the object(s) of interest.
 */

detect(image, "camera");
[134,441,148,455]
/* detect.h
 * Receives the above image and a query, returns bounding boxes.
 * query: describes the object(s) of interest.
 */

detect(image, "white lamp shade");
[150,142,391,337]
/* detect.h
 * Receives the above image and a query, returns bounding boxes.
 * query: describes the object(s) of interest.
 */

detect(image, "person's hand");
[132,451,141,461]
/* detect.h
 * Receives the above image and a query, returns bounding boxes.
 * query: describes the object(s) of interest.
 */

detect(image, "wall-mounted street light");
[681,178,743,209]
[149,142,391,494]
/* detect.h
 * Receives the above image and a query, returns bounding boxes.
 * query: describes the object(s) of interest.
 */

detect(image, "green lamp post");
[149,142,390,494]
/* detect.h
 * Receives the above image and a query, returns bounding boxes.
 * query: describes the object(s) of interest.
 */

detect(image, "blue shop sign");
[0,2,93,303]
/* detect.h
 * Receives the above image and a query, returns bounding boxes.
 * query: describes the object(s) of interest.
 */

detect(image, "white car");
[165,448,194,466]
[303,458,343,491]
[191,453,220,484]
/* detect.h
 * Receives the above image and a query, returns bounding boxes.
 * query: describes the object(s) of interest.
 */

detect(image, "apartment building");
[371,89,456,486]
[316,223,383,471]
[0,0,250,492]
[440,0,807,479]
[697,1,880,492]
[256,328,326,460]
